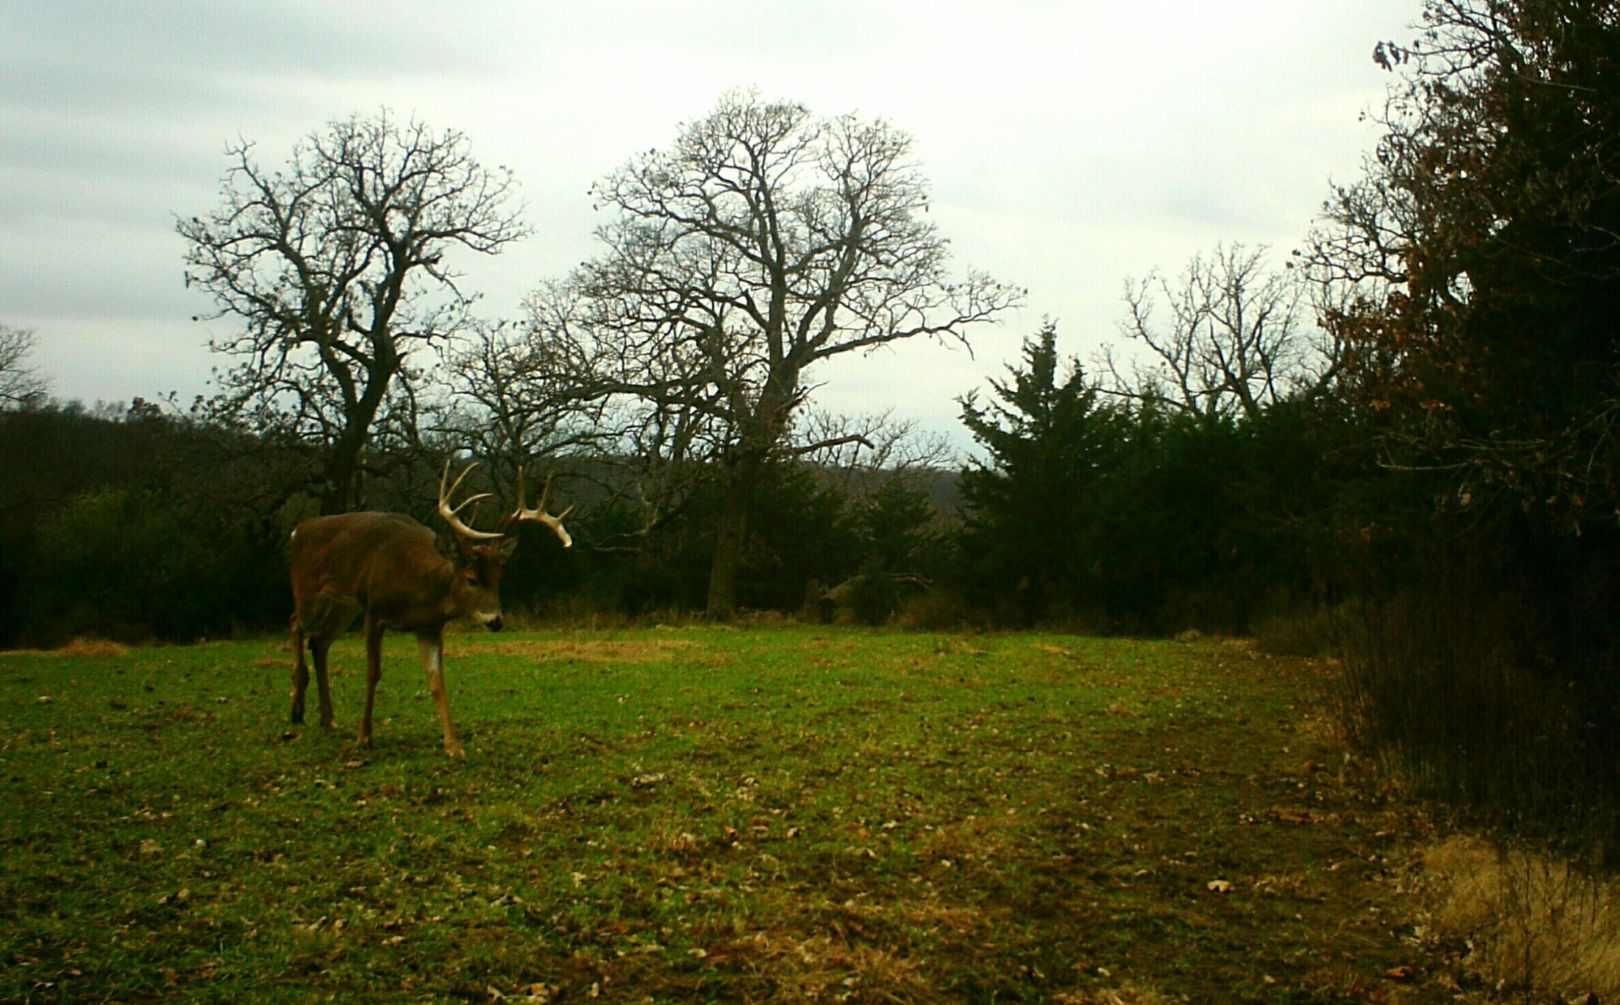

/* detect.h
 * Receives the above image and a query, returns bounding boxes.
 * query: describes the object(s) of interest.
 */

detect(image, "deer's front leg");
[358,615,384,748]
[418,631,464,759]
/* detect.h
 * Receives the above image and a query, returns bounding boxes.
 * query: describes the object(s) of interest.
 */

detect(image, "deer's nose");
[486,615,504,632]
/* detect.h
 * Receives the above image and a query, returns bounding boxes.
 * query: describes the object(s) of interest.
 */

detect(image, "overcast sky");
[1,1,1422,440]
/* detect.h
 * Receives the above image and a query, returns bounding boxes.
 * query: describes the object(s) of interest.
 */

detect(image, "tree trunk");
[705,453,761,619]
[317,351,396,515]
[317,443,360,515]
[316,418,373,515]
[706,502,746,618]
[705,370,796,618]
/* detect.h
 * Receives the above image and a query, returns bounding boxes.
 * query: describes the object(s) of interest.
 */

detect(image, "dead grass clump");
[1420,833,1620,999]
[470,639,699,663]
[1052,985,1183,1004]
[645,820,704,859]
[894,589,974,631]
[8,637,134,659]
[913,814,1014,869]
[898,901,984,937]
[61,637,132,658]
[701,929,932,1002]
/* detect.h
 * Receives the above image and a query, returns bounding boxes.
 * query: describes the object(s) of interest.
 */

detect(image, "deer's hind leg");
[357,613,385,748]
[293,596,348,730]
[290,613,310,725]
[310,632,337,730]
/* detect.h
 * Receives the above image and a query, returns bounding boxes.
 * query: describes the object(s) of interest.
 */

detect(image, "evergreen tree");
[957,324,1125,623]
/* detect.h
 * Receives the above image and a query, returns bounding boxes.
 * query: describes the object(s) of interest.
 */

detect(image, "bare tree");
[796,408,955,500]
[540,91,1021,615]
[435,318,610,508]
[506,281,718,553]
[1104,244,1338,420]
[179,111,528,514]
[0,325,48,409]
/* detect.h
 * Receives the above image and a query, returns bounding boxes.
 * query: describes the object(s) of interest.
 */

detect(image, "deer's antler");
[504,466,574,549]
[438,459,505,542]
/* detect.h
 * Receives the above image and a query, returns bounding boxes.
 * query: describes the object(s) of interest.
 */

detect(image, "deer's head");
[438,459,573,631]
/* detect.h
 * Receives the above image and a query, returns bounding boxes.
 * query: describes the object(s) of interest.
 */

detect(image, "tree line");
[5,0,1618,850]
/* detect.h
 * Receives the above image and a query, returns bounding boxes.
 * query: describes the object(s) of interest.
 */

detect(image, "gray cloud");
[1,0,1424,425]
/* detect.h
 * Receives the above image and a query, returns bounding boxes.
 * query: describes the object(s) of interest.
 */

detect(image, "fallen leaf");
[1272,808,1319,825]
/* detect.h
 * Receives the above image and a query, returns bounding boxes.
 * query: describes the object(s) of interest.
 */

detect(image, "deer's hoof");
[445,743,466,760]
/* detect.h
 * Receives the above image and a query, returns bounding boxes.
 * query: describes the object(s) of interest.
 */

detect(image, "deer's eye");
[465,573,482,588]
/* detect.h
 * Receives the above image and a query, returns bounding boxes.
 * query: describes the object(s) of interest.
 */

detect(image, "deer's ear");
[498,536,519,561]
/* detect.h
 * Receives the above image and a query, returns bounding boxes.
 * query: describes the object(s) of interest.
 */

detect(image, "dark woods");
[0,357,1358,649]
[5,0,1619,853]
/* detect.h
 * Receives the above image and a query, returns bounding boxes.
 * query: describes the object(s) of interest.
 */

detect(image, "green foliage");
[0,403,292,646]
[24,486,250,644]
[740,461,860,612]
[957,323,1126,624]
[807,476,950,626]
[853,476,942,579]
[953,325,1359,633]
[1098,410,1250,630]
[35,487,190,640]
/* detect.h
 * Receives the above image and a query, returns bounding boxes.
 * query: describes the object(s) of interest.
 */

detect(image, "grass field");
[1,627,1456,1002]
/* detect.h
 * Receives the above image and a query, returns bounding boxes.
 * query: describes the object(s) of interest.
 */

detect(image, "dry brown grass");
[701,928,934,1003]
[911,812,1017,868]
[1051,986,1183,1004]
[465,638,700,663]
[2,637,132,659]
[1420,833,1620,999]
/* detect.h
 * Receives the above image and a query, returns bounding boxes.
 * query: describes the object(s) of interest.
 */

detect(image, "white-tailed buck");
[289,460,572,758]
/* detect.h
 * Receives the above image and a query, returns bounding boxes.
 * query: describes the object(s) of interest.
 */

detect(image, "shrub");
[23,486,238,644]
[894,587,975,632]
[1254,605,1348,658]
[1334,583,1620,850]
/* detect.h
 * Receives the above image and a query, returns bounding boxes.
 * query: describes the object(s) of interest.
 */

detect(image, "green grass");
[1,627,1450,1002]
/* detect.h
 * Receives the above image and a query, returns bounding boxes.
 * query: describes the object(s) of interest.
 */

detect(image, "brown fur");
[288,511,518,759]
